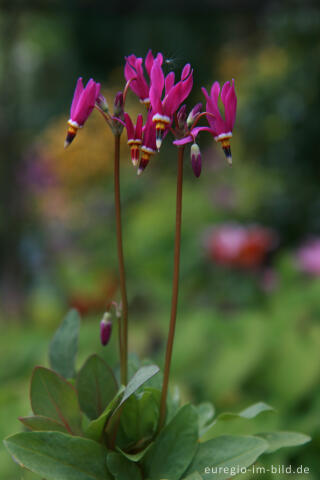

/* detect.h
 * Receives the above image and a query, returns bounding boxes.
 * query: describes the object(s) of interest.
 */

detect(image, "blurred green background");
[1,1,320,478]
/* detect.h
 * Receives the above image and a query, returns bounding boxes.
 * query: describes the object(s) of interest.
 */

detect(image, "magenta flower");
[124,50,163,107]
[65,77,101,148]
[296,239,320,276]
[138,113,157,175]
[202,80,237,163]
[150,60,193,149]
[100,313,112,346]
[124,113,143,166]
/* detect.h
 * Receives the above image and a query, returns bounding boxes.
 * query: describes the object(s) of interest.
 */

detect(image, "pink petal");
[181,63,191,80]
[210,81,220,103]
[173,135,193,145]
[224,79,237,131]
[70,77,84,118]
[155,52,163,66]
[165,72,175,95]
[135,114,143,139]
[221,81,231,105]
[149,59,164,113]
[145,49,154,76]
[124,113,134,139]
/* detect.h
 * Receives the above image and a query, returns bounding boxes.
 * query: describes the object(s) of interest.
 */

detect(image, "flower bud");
[113,92,124,118]
[100,312,112,346]
[187,102,202,128]
[177,104,187,130]
[96,94,109,113]
[190,143,202,178]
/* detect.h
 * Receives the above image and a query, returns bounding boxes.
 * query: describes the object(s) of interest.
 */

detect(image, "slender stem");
[158,146,185,430]
[114,134,128,385]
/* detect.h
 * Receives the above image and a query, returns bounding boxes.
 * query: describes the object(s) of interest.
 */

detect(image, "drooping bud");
[113,92,124,118]
[100,312,112,346]
[177,104,187,130]
[190,143,202,178]
[187,102,202,128]
[96,94,109,113]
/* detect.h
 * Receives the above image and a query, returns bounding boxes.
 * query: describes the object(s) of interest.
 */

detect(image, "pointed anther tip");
[227,157,233,166]
[132,159,139,167]
[156,139,162,150]
[137,168,143,176]
[64,140,70,149]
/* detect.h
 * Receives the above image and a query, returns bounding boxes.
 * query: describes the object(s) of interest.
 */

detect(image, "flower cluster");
[65,50,237,177]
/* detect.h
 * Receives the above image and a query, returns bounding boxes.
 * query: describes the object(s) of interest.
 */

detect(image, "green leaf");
[31,366,82,435]
[107,452,142,480]
[143,404,199,480]
[118,365,160,409]
[84,388,124,442]
[256,431,311,453]
[19,415,68,433]
[77,354,118,420]
[117,389,159,450]
[218,402,274,421]
[49,309,80,379]
[196,402,215,437]
[186,435,268,479]
[4,431,112,480]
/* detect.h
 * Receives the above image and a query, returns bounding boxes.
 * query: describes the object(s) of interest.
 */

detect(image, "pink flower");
[65,77,101,148]
[124,113,143,166]
[138,113,157,175]
[202,80,237,163]
[205,224,277,269]
[296,239,320,275]
[150,60,193,149]
[124,50,163,107]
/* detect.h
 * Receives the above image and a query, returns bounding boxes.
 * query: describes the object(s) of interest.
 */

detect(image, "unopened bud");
[100,312,112,346]
[113,92,124,118]
[190,143,202,178]
[187,103,202,128]
[177,105,187,130]
[96,94,109,113]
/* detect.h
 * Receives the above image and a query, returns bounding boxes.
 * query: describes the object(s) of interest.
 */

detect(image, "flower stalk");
[158,145,185,430]
[114,134,128,385]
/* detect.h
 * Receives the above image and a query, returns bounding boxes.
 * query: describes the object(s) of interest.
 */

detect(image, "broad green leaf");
[49,309,80,379]
[77,354,118,420]
[218,402,274,421]
[30,366,82,435]
[143,404,198,480]
[186,435,268,479]
[117,389,159,450]
[84,388,124,442]
[19,415,68,433]
[256,431,311,453]
[4,431,112,480]
[196,402,215,437]
[107,452,142,480]
[118,365,160,409]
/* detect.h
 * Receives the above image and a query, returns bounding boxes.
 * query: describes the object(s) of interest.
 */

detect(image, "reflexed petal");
[165,72,175,95]
[124,113,134,139]
[181,63,191,80]
[145,49,154,76]
[150,59,164,98]
[70,77,84,118]
[173,135,193,145]
[221,81,231,105]
[135,114,143,139]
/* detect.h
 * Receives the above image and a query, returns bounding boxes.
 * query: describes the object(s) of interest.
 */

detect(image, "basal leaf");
[143,404,198,480]
[107,452,142,480]
[49,309,80,379]
[196,402,215,437]
[218,402,274,421]
[119,365,160,409]
[77,354,118,420]
[4,431,112,480]
[19,415,68,433]
[256,431,311,453]
[30,366,82,435]
[186,435,268,479]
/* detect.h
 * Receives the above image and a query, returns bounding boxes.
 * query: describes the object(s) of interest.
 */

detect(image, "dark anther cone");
[222,145,232,165]
[64,130,76,149]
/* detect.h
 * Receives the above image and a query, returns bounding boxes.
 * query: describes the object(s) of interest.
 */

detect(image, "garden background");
[0,0,320,478]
